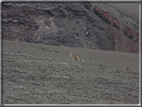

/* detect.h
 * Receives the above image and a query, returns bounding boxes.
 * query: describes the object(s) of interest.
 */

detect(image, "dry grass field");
[3,40,139,104]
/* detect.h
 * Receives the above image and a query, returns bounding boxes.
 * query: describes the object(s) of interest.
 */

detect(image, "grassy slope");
[3,40,139,104]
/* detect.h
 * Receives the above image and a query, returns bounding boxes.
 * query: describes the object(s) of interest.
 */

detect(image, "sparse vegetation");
[3,40,139,104]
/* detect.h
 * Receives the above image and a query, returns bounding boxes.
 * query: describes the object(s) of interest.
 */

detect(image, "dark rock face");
[102,17,111,25]
[2,2,139,53]
[112,17,120,30]
[2,4,39,42]
[123,26,135,40]
[94,7,112,25]
[84,3,91,10]
[112,23,119,30]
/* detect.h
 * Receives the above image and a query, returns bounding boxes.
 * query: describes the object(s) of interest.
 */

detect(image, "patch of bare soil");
[3,40,139,104]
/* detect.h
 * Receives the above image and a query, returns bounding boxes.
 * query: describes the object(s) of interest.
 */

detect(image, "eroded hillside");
[2,2,139,53]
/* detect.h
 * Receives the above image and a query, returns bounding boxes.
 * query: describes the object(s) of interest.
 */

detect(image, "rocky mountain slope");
[2,2,139,53]
[3,40,139,104]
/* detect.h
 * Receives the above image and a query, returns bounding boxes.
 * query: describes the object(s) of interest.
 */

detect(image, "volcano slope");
[3,40,139,104]
[2,2,139,53]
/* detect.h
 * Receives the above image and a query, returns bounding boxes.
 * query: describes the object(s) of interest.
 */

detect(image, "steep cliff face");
[2,2,139,53]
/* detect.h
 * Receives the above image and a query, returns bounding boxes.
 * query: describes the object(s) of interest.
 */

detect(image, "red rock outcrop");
[94,6,121,31]
[93,6,139,53]
[112,17,120,30]
[94,6,111,25]
[123,26,134,40]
